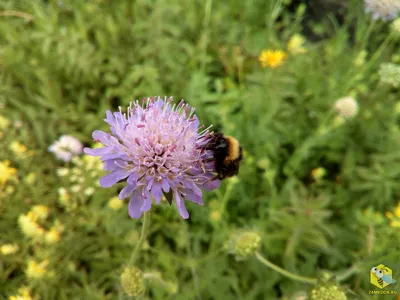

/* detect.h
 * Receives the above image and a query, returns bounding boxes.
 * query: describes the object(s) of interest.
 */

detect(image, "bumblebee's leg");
[202,158,215,163]
[201,174,220,185]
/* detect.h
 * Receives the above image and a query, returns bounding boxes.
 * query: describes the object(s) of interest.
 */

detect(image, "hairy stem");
[129,210,151,265]
[255,252,317,284]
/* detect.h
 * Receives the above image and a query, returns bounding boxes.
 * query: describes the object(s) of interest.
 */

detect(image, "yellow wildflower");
[26,259,49,279]
[8,287,32,300]
[0,160,17,185]
[108,196,123,211]
[24,173,36,185]
[45,227,61,244]
[31,205,49,221]
[385,202,400,227]
[0,115,9,130]
[9,141,28,156]
[18,213,46,239]
[0,243,19,255]
[258,49,287,68]
[287,34,307,54]
[311,167,326,181]
[83,154,103,172]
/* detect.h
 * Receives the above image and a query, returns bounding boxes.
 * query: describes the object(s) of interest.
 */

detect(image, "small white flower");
[71,185,81,193]
[379,63,400,87]
[84,187,94,196]
[56,168,70,177]
[48,135,83,162]
[364,0,400,21]
[334,97,359,118]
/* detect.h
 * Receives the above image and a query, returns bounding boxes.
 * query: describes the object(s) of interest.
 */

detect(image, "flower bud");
[120,267,145,297]
[334,97,358,118]
[228,231,261,260]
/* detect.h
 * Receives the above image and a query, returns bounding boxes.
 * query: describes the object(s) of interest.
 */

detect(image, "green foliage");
[1,0,400,299]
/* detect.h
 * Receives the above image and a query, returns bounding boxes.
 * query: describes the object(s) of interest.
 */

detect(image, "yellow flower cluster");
[9,141,32,159]
[258,34,307,69]
[0,160,17,186]
[0,243,19,255]
[386,202,400,227]
[26,259,49,279]
[8,287,33,300]
[18,212,46,239]
[18,206,62,244]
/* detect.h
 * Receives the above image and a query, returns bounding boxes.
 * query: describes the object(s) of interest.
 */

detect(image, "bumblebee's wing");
[382,275,396,283]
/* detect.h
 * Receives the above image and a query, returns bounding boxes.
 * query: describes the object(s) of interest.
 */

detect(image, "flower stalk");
[255,252,317,284]
[129,210,151,265]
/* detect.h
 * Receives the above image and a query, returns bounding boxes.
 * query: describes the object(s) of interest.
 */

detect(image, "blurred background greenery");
[1,0,400,299]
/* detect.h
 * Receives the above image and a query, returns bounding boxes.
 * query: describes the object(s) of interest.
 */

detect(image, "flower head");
[108,196,124,211]
[0,243,19,255]
[84,97,220,219]
[287,34,307,54]
[334,97,358,118]
[379,63,400,87]
[18,212,46,239]
[26,259,49,279]
[0,115,9,130]
[48,135,83,162]
[0,160,17,185]
[45,227,61,244]
[386,202,400,227]
[227,230,261,260]
[310,283,347,300]
[9,141,29,159]
[311,167,326,181]
[8,287,33,300]
[258,49,287,68]
[31,205,49,221]
[120,267,145,297]
[364,0,400,21]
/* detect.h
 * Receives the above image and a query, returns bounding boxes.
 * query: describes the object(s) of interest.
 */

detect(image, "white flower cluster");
[48,135,83,162]
[364,0,400,21]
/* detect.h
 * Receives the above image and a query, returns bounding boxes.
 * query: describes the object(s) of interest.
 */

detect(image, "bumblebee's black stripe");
[378,278,383,286]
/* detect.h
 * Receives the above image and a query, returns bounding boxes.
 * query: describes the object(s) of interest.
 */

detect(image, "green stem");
[255,252,317,284]
[129,210,151,265]
[336,265,359,282]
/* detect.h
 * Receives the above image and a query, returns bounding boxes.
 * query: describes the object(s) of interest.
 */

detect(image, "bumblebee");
[203,132,243,180]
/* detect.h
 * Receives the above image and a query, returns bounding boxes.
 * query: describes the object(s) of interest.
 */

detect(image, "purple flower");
[84,96,220,219]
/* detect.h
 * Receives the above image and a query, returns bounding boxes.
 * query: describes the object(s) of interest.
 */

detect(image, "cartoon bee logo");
[370,264,397,289]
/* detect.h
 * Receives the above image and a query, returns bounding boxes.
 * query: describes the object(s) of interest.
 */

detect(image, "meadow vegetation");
[1,0,400,299]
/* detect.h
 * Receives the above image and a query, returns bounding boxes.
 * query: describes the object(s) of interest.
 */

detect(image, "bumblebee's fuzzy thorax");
[204,133,243,180]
